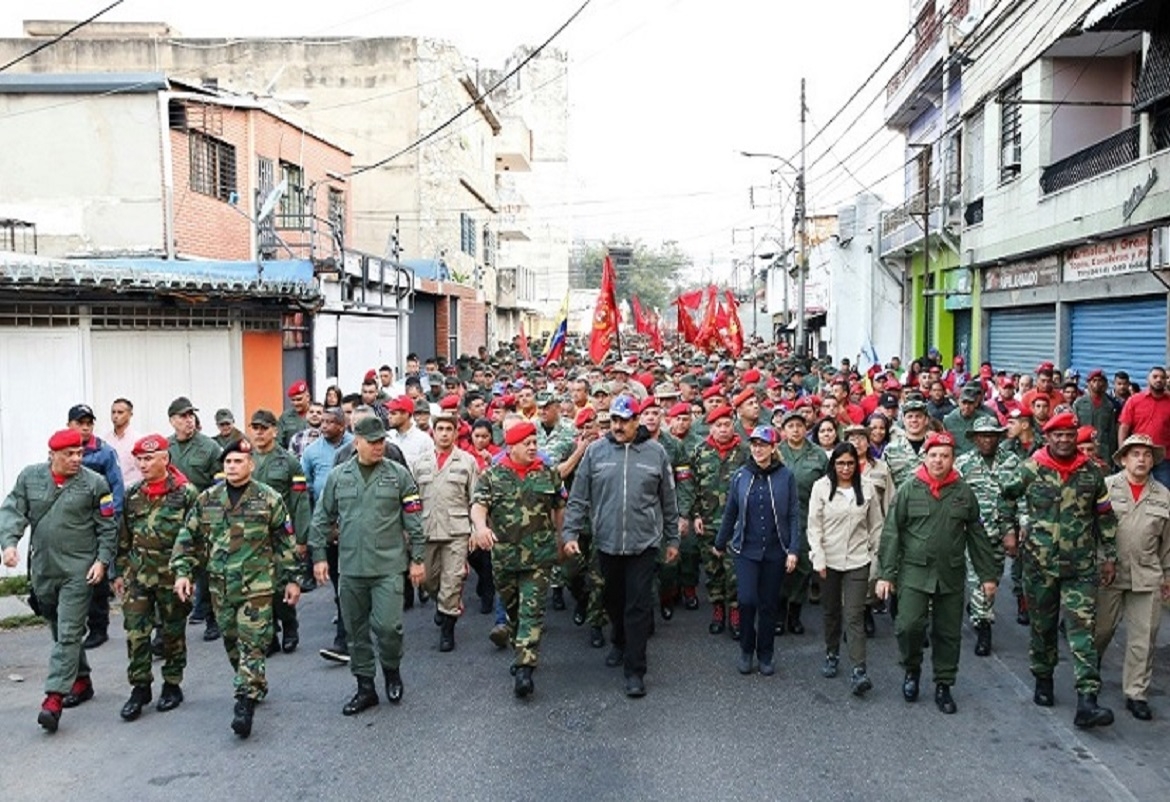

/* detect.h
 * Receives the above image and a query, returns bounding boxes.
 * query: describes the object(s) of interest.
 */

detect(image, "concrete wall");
[1049,57,1134,164]
[0,92,165,256]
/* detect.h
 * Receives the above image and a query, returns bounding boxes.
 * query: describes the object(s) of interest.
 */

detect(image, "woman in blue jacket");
[714,426,800,676]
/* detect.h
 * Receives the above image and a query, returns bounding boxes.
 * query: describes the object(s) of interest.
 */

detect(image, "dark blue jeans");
[735,556,786,661]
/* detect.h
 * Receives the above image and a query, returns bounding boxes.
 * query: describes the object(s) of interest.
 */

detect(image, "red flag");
[649,310,664,352]
[518,320,531,361]
[694,285,721,354]
[631,295,649,335]
[676,297,699,344]
[678,289,704,310]
[721,290,744,357]
[589,254,619,364]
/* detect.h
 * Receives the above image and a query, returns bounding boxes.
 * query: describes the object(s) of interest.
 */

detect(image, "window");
[965,107,985,201]
[328,188,346,241]
[278,162,305,229]
[482,227,496,268]
[189,132,237,202]
[460,212,477,257]
[999,76,1022,182]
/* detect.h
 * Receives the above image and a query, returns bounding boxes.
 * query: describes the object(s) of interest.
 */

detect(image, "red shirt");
[844,402,866,425]
[1119,391,1170,447]
[860,394,880,418]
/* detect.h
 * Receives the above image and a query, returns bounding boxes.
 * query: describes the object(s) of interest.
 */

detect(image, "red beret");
[1021,390,1041,409]
[364,369,377,381]
[1076,425,1097,445]
[1086,369,1105,381]
[500,394,517,408]
[666,402,691,418]
[1036,361,1055,375]
[701,385,725,401]
[638,396,661,414]
[1042,411,1078,433]
[923,431,956,453]
[504,421,537,446]
[808,394,823,407]
[766,377,781,389]
[48,429,83,451]
[705,405,734,425]
[132,434,168,457]
[439,395,460,410]
[732,388,755,408]
[574,407,596,427]
[885,377,901,390]
[487,398,504,411]
[742,369,761,385]
[1007,406,1032,421]
[635,372,655,391]
[287,379,309,397]
[999,377,1016,390]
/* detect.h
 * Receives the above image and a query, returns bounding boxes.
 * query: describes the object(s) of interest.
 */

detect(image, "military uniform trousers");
[894,584,964,684]
[780,548,813,607]
[564,531,607,628]
[1094,585,1162,701]
[966,548,1005,624]
[697,530,737,607]
[679,531,701,590]
[496,550,550,668]
[1022,558,1102,694]
[340,572,405,679]
[35,574,94,695]
[208,579,274,701]
[424,537,470,616]
[123,578,190,686]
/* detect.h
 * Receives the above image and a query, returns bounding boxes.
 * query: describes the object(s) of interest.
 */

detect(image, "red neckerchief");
[83,435,98,451]
[50,471,67,487]
[436,449,452,471]
[1032,446,1089,483]
[144,465,190,499]
[914,464,961,499]
[501,455,542,480]
[705,433,742,460]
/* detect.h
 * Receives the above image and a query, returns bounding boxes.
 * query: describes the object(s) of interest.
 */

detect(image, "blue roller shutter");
[987,306,1056,375]
[1069,297,1167,381]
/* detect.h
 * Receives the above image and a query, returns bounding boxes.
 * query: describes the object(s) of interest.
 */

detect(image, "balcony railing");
[1154,107,1170,152]
[886,0,968,99]
[1040,124,1140,194]
[880,187,937,236]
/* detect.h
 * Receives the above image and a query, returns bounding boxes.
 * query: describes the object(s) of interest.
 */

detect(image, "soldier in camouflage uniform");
[562,407,608,647]
[1000,407,1042,624]
[172,438,302,738]
[678,405,749,638]
[114,434,199,721]
[246,409,311,655]
[471,420,566,697]
[954,419,1019,657]
[998,412,1119,729]
[883,396,932,488]
[666,401,703,610]
[536,391,579,613]
[777,410,828,635]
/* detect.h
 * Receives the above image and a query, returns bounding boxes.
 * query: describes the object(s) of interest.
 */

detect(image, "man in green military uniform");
[943,384,994,455]
[877,432,998,715]
[167,395,224,642]
[536,390,578,613]
[1,429,116,733]
[212,409,244,449]
[678,405,749,638]
[114,433,199,721]
[172,438,301,738]
[309,416,426,716]
[777,410,828,635]
[1072,369,1118,465]
[247,408,311,655]
[954,418,1020,657]
[665,400,702,611]
[471,420,566,697]
[277,379,312,449]
[998,411,1119,729]
[999,406,1042,624]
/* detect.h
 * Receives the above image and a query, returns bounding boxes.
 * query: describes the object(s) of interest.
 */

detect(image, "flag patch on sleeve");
[1096,492,1112,515]
[402,493,422,514]
[674,464,693,482]
[99,493,115,517]
[292,475,307,493]
[283,515,295,535]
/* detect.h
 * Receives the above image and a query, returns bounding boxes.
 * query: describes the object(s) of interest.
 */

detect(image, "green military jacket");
[998,452,1119,578]
[943,411,995,456]
[780,440,828,544]
[277,408,309,450]
[471,462,565,572]
[878,474,997,594]
[537,418,577,465]
[0,464,116,581]
[213,427,244,449]
[250,446,311,546]
[171,480,299,597]
[1072,395,1118,463]
[117,469,199,588]
[308,457,425,578]
[883,432,926,489]
[678,437,750,529]
[167,432,222,492]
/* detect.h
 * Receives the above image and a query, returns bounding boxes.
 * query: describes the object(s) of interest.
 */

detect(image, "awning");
[1083,0,1169,32]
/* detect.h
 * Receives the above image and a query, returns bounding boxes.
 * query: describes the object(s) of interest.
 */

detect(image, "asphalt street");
[1,579,1167,802]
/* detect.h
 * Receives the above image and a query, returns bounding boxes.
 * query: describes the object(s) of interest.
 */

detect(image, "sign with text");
[982,255,1060,292]
[1063,234,1149,283]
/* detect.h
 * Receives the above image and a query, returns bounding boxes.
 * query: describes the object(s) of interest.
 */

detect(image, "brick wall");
[417,279,486,361]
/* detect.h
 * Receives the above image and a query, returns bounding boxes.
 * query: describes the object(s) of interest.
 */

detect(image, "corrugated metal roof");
[0,72,167,94]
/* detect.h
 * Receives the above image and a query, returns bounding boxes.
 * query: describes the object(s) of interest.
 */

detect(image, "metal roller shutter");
[1069,297,1168,381]
[987,306,1056,375]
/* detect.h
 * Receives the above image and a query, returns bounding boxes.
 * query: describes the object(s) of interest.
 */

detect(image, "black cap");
[67,404,95,422]
[167,397,196,417]
[219,438,253,463]
[250,409,279,428]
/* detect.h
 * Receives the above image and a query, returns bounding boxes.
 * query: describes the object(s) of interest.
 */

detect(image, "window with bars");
[189,132,237,202]
[999,76,1022,182]
[0,303,79,327]
[282,311,310,349]
[277,162,306,229]
[328,188,345,243]
[460,212,477,257]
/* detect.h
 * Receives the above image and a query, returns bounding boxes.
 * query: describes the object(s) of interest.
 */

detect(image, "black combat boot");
[935,683,957,714]
[786,603,805,635]
[231,696,256,738]
[974,621,992,657]
[1073,693,1114,729]
[156,682,183,712]
[384,666,404,703]
[342,676,379,716]
[514,666,535,697]
[902,670,921,702]
[281,621,299,653]
[1015,595,1029,626]
[551,586,566,611]
[439,614,456,652]
[1033,676,1055,707]
[120,685,152,721]
[708,602,726,635]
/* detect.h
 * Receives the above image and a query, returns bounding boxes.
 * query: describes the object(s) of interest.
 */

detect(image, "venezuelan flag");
[292,474,307,493]
[99,493,115,518]
[402,493,422,514]
[538,293,570,368]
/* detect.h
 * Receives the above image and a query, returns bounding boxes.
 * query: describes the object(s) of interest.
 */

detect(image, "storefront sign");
[1063,234,1149,283]
[982,255,1060,292]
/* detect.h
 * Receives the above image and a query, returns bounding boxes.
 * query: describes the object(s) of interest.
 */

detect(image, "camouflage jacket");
[250,446,311,546]
[537,419,578,465]
[998,436,1040,462]
[955,449,1020,556]
[678,437,750,529]
[171,480,299,596]
[117,467,199,587]
[998,451,1119,577]
[780,440,828,543]
[883,432,927,489]
[472,462,566,572]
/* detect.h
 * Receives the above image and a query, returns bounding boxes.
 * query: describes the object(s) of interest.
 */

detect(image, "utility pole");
[797,77,809,361]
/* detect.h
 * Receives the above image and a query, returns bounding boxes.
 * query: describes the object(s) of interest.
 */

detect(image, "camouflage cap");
[535,391,558,407]
[964,417,1007,438]
[901,397,928,413]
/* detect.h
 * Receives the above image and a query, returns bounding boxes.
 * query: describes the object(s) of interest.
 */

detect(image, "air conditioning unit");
[1001,143,1021,174]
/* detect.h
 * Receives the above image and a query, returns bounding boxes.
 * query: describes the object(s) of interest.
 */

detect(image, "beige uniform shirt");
[1104,473,1170,591]
[414,447,479,541]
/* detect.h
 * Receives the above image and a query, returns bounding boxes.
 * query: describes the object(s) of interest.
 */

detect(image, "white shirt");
[104,426,142,486]
[391,422,434,474]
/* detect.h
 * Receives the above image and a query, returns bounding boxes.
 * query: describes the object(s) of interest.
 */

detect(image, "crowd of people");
[2,341,1168,738]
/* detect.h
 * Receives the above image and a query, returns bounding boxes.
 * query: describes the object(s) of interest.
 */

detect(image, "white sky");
[1,0,913,283]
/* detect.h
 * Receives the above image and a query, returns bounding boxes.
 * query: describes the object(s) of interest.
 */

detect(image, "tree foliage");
[570,238,692,313]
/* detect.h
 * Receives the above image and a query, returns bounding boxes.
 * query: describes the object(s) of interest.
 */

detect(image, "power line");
[348,0,594,177]
[0,0,125,73]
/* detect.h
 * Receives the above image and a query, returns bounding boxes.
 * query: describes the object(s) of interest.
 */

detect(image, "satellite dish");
[257,179,287,224]
[954,1,983,38]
